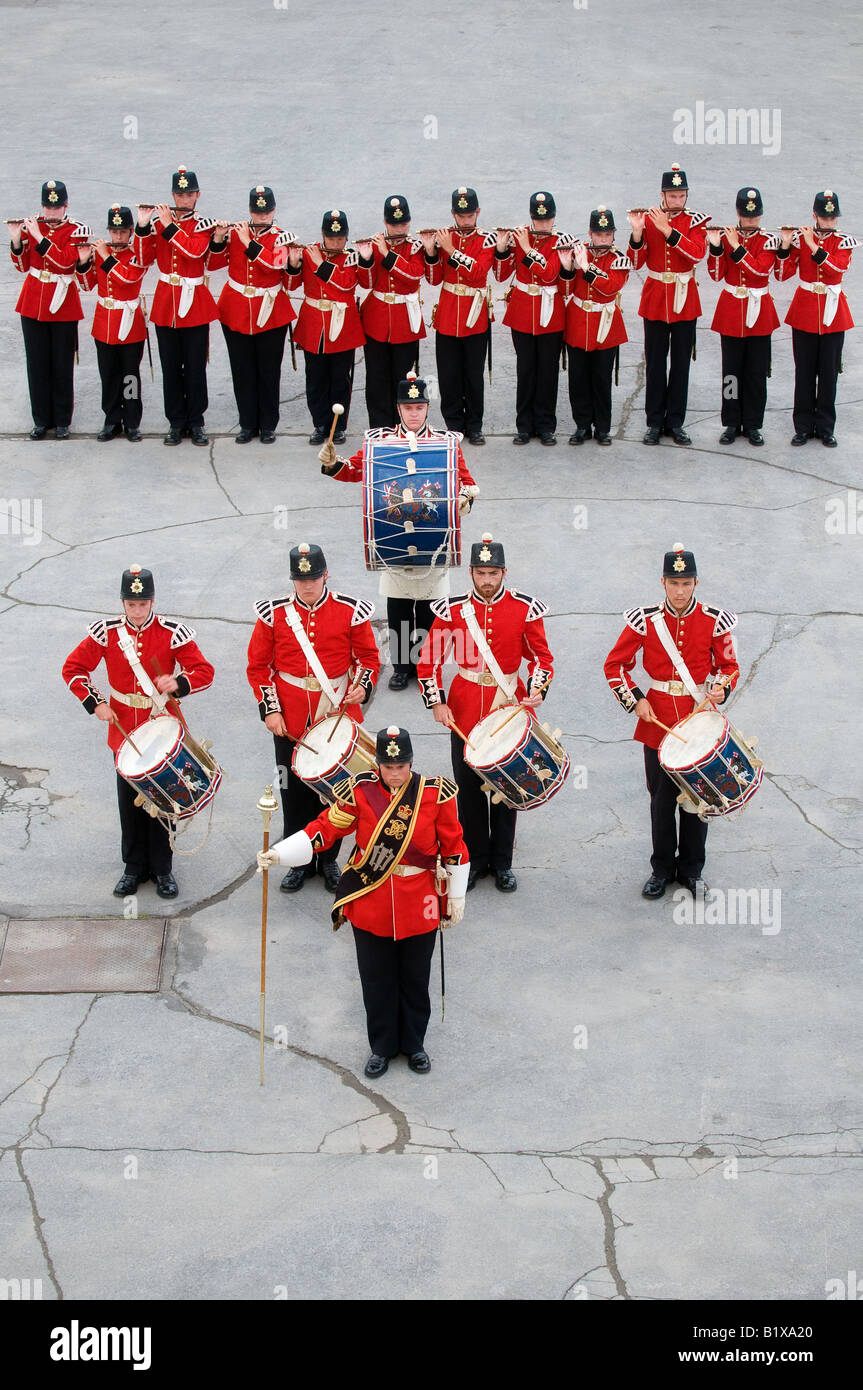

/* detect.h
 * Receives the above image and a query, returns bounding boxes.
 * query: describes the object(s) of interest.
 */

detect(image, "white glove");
[256,830,314,872]
[257,848,280,872]
[318,441,337,467]
[447,897,465,926]
[445,862,469,924]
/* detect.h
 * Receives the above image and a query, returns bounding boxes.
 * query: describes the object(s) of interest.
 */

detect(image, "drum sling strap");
[460,600,518,708]
[649,611,704,702]
[330,772,426,930]
[283,597,348,715]
[116,628,169,712]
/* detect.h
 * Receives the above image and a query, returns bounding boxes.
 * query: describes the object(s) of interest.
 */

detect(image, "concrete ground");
[1,0,861,1302]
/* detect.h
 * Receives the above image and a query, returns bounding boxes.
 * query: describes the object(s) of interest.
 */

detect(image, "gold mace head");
[257,785,279,815]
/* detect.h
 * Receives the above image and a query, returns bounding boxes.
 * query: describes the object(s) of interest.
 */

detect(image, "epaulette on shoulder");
[158,616,196,648]
[344,249,358,267]
[331,775,358,807]
[839,234,861,251]
[196,217,218,233]
[364,427,390,443]
[409,236,423,254]
[274,229,296,248]
[330,590,375,625]
[763,233,780,252]
[87,616,122,646]
[610,253,632,272]
[701,604,738,635]
[686,210,710,229]
[70,221,92,239]
[481,230,496,249]
[254,596,292,626]
[509,589,549,622]
[430,593,467,621]
[434,775,459,803]
[624,603,660,636]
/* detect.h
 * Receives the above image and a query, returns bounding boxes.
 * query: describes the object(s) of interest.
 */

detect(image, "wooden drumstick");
[110,713,142,756]
[326,708,346,743]
[447,718,474,749]
[646,712,687,742]
[489,678,551,738]
[150,655,188,729]
[327,403,345,444]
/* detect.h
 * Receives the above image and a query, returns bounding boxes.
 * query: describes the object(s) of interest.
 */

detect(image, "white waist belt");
[158,271,205,319]
[277,670,349,691]
[513,279,559,327]
[29,266,75,314]
[109,685,153,708]
[373,289,422,334]
[569,295,617,343]
[725,283,769,329]
[457,666,518,686]
[647,267,694,315]
[799,279,842,327]
[649,679,705,697]
[98,295,141,341]
[227,277,281,328]
[303,296,346,341]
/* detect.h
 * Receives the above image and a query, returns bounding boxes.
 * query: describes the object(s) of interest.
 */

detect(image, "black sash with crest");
[331,772,426,929]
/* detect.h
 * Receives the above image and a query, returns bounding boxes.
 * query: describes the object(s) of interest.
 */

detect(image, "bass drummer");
[603,542,740,901]
[61,565,215,900]
[416,533,554,894]
[246,543,380,895]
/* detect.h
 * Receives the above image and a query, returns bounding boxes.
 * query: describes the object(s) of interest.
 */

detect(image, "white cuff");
[272,830,315,867]
[447,862,470,899]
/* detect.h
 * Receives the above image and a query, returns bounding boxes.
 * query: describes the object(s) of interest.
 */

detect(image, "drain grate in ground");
[0,918,168,993]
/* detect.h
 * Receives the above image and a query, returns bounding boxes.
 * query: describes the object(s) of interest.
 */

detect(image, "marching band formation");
[9,165,857,448]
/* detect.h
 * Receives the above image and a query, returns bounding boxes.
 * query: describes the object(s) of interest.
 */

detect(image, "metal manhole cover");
[0,918,167,993]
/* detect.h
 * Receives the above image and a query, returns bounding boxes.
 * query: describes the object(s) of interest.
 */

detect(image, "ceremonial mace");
[257,784,279,1085]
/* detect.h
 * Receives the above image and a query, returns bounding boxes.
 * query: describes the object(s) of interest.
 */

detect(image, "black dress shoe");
[125,428,142,442]
[512,432,530,445]
[235,428,256,444]
[333,429,346,444]
[388,670,410,691]
[790,432,809,446]
[279,867,306,893]
[820,433,838,448]
[155,873,179,899]
[467,431,486,445]
[643,427,661,444]
[309,427,327,445]
[677,873,708,898]
[260,430,276,444]
[539,432,557,446]
[495,868,518,892]
[321,861,342,893]
[408,1050,431,1074]
[97,423,122,442]
[190,426,209,446]
[54,426,71,440]
[364,1054,389,1078]
[569,428,589,444]
[164,428,182,446]
[466,866,489,892]
[641,874,667,899]
[719,426,737,445]
[671,428,691,445]
[113,872,140,897]
[595,432,613,446]
[29,426,48,440]
[746,429,764,446]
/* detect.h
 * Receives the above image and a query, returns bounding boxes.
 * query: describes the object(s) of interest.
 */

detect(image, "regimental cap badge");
[112,206,123,226]
[826,200,835,213]
[386,739,400,757]
[479,531,493,563]
[599,213,609,227]
[48,187,59,203]
[256,196,266,208]
[130,562,144,594]
[408,384,419,398]
[458,196,468,208]
[746,200,756,212]
[178,165,189,189]
[298,542,312,574]
[662,540,697,579]
[672,170,683,186]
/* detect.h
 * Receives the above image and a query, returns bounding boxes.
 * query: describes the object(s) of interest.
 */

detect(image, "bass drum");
[363,437,461,571]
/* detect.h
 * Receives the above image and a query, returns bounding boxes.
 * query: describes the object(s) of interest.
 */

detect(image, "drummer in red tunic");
[603,543,740,900]
[61,566,215,899]
[246,542,380,895]
[416,533,554,894]
[257,725,469,1078]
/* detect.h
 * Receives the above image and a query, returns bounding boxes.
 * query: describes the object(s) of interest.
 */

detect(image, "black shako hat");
[471,532,506,567]
[661,163,688,192]
[663,542,697,578]
[41,179,68,207]
[172,166,199,193]
[530,190,556,219]
[322,208,348,236]
[590,205,615,232]
[250,185,276,213]
[376,725,414,764]
[290,542,327,579]
[451,186,479,214]
[813,189,840,217]
[121,565,155,599]
[397,372,429,404]
[736,187,764,217]
[384,195,410,225]
[107,204,134,230]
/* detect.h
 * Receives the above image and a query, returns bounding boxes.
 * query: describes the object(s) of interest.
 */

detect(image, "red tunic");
[289,246,365,353]
[134,213,220,328]
[305,771,468,938]
[358,238,426,343]
[495,232,566,335]
[77,246,148,344]
[417,587,554,730]
[11,217,87,322]
[562,247,630,350]
[423,228,495,337]
[707,231,780,337]
[245,587,380,738]
[603,598,740,750]
[216,227,296,334]
[627,209,708,322]
[774,232,858,334]
[62,612,215,754]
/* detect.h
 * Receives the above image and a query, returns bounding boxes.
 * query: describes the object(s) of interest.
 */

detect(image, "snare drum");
[362,437,461,571]
[464,708,570,811]
[659,710,763,819]
[115,715,222,821]
[291,715,377,805]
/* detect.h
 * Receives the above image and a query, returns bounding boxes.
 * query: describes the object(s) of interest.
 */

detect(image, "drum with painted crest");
[464,707,570,810]
[291,714,377,806]
[362,437,461,571]
[659,709,763,819]
[115,715,222,820]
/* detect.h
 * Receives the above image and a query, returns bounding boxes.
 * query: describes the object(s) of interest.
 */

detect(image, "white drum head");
[661,711,725,769]
[293,716,354,778]
[116,715,181,775]
[466,708,529,768]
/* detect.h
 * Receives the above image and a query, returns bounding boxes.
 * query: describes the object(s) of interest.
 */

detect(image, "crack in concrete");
[13,1146,63,1300]
[765,774,861,855]
[615,357,645,439]
[590,1156,632,1299]
[207,439,242,516]
[0,761,69,849]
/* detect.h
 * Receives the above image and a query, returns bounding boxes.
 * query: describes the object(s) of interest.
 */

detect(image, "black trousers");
[95,339,144,429]
[511,328,562,435]
[154,323,209,429]
[719,334,771,431]
[435,330,487,435]
[643,746,708,881]
[364,337,419,428]
[20,315,77,428]
[222,323,287,434]
[791,328,844,437]
[352,926,437,1057]
[450,729,516,872]
[567,343,615,434]
[643,318,697,430]
[117,773,173,877]
[387,596,434,678]
[304,348,355,432]
[272,733,338,870]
